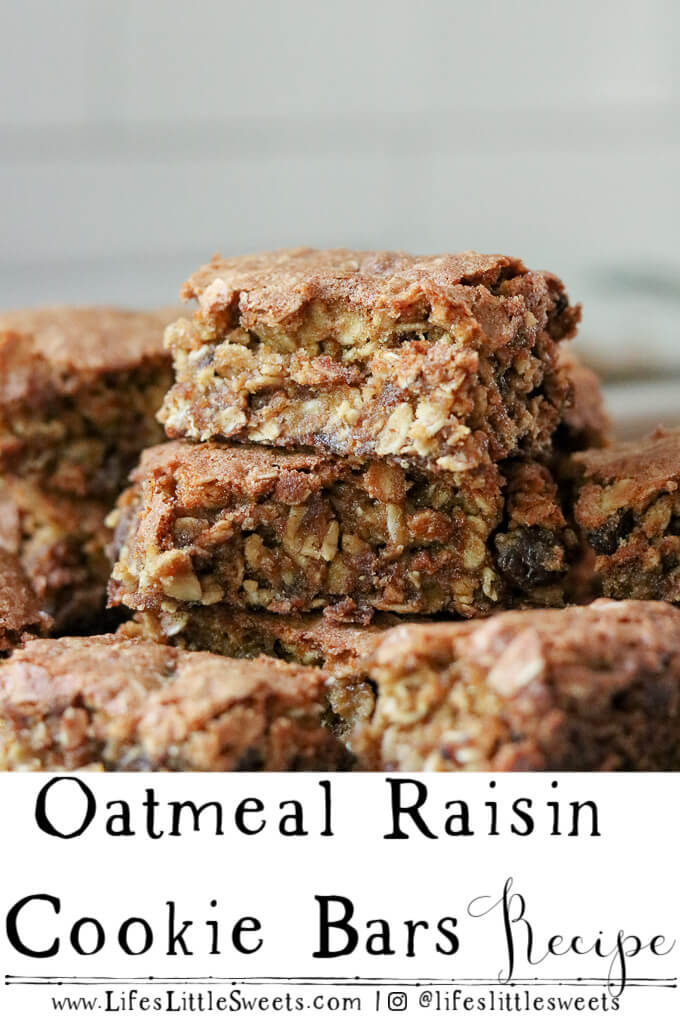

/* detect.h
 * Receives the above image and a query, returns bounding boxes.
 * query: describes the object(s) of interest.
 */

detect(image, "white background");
[0,773,678,1017]
[1,0,679,382]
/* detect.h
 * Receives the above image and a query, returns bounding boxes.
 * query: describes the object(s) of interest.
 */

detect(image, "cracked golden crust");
[355,599,680,771]
[132,438,344,499]
[0,549,52,651]
[0,635,346,771]
[161,248,578,472]
[182,249,556,325]
[574,427,680,494]
[0,306,171,404]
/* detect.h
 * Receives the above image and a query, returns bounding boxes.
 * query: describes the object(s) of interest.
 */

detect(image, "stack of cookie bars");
[2,249,680,770]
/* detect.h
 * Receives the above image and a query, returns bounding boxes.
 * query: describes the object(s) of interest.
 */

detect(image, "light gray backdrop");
[1,0,679,406]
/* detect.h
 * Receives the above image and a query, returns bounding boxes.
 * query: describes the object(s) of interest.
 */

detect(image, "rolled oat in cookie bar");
[159,248,579,472]
[572,427,680,603]
[354,600,680,772]
[108,442,572,626]
[0,635,348,771]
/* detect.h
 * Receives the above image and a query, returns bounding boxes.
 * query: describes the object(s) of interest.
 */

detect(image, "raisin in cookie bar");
[572,428,680,602]
[354,600,680,771]
[108,441,572,624]
[0,550,51,651]
[0,306,172,497]
[494,458,576,607]
[159,248,579,473]
[0,635,347,771]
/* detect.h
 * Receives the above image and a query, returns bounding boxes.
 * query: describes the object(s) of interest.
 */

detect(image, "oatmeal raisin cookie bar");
[121,608,399,730]
[108,442,572,624]
[159,248,579,472]
[572,428,680,602]
[355,600,680,771]
[0,306,172,497]
[0,635,347,771]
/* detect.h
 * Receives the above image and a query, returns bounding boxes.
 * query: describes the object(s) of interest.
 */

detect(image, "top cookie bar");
[160,249,579,472]
[0,306,173,497]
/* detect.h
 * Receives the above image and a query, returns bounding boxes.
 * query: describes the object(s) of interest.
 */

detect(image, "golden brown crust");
[355,599,680,771]
[0,550,52,651]
[161,248,579,473]
[136,438,342,499]
[0,635,347,771]
[574,426,680,493]
[0,306,170,404]
[181,248,576,333]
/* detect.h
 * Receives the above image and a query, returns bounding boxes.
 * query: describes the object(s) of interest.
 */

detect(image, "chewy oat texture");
[108,441,572,625]
[0,635,347,771]
[0,549,51,651]
[355,600,680,771]
[0,306,172,497]
[573,428,680,603]
[159,248,579,473]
